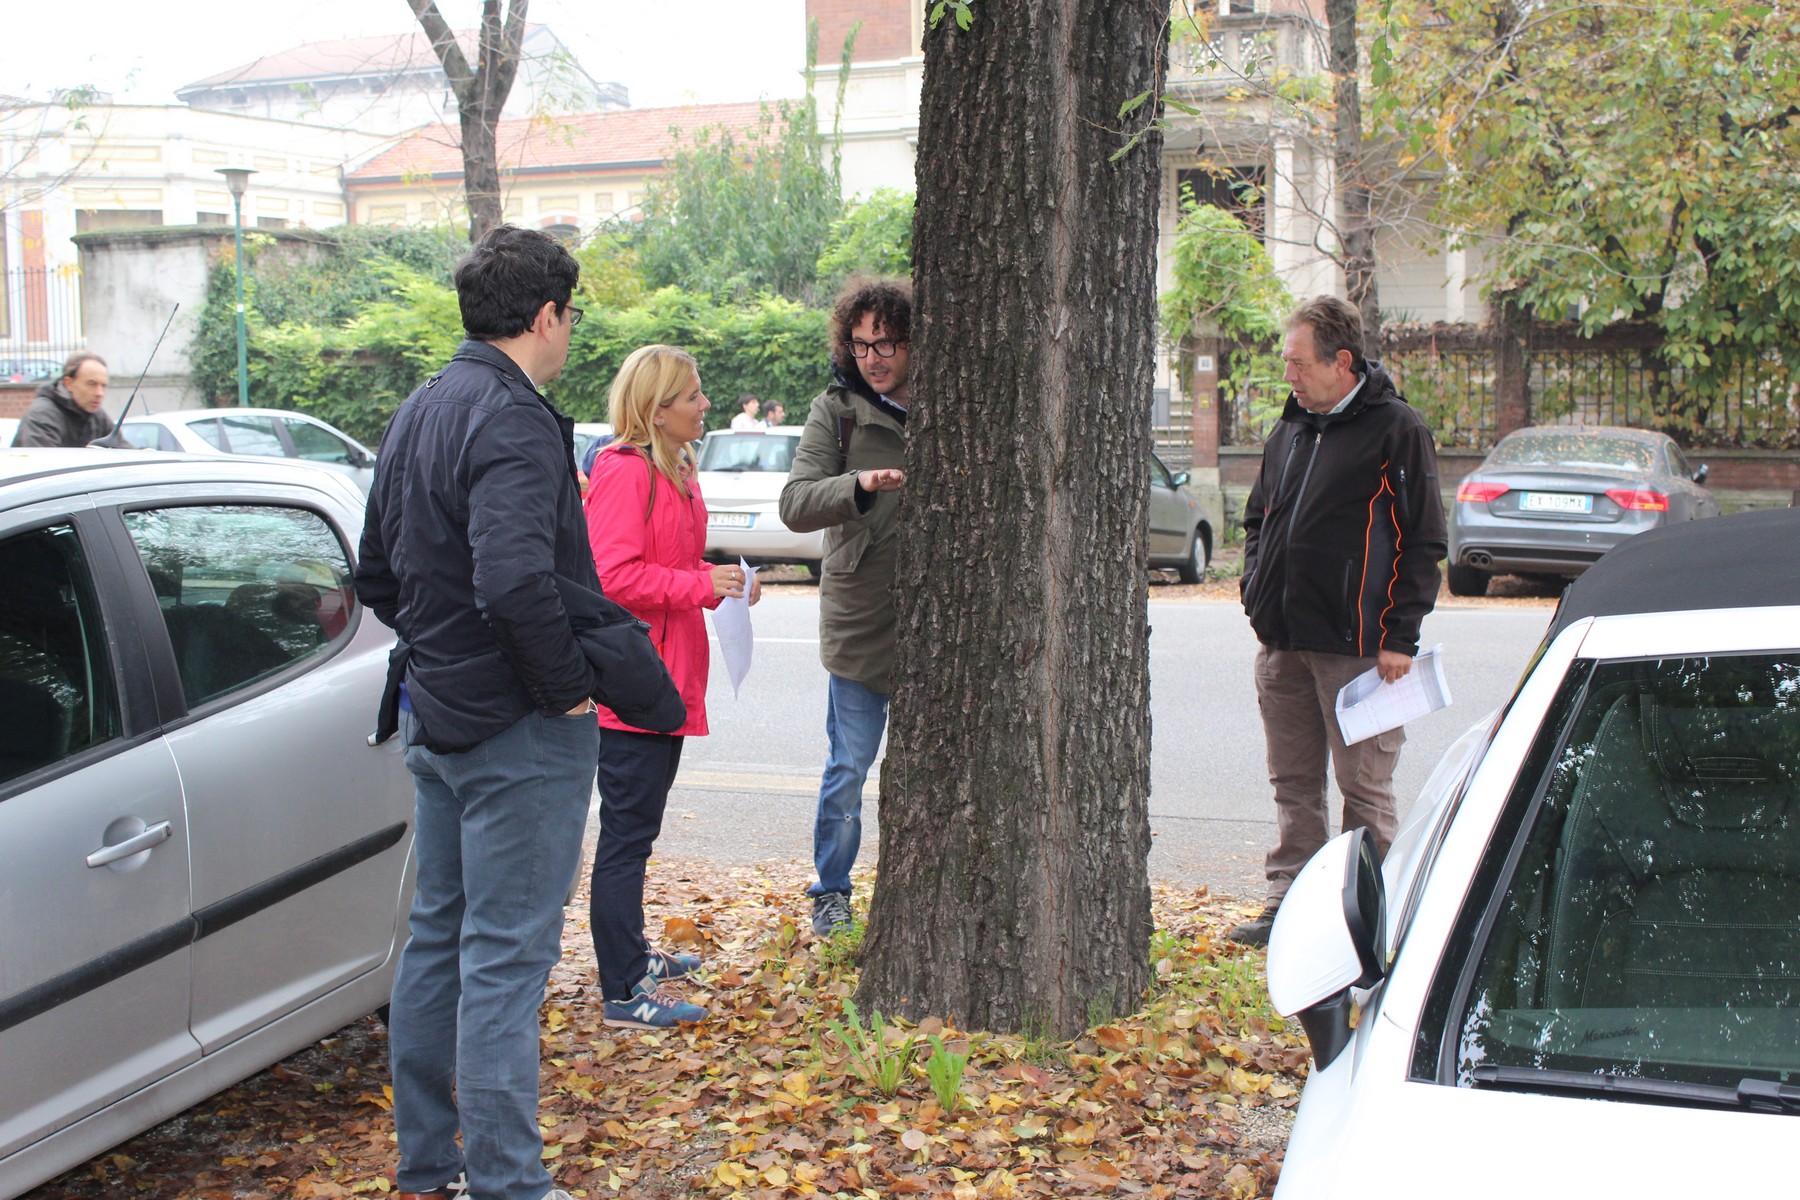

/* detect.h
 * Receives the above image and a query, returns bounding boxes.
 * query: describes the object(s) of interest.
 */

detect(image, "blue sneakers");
[645,948,701,982]
[603,974,707,1029]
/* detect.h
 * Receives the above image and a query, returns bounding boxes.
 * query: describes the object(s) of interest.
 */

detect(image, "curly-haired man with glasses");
[779,276,912,938]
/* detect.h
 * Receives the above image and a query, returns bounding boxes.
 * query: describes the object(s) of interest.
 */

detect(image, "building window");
[197,212,229,226]
[255,217,289,230]
[75,210,164,232]
[1176,166,1267,235]
[594,191,615,214]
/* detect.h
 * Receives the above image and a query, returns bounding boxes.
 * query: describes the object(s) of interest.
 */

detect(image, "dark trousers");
[590,726,684,1001]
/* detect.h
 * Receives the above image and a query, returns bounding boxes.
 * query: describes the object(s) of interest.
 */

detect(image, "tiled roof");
[179,27,540,91]
[346,101,772,182]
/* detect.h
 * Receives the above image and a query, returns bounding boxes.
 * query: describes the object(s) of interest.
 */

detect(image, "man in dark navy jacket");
[1229,296,1447,947]
[356,225,595,1200]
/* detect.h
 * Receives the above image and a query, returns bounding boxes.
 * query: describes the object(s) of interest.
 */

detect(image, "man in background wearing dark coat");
[1229,296,1447,946]
[12,352,112,447]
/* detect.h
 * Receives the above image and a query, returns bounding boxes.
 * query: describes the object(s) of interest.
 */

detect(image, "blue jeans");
[807,674,889,898]
[391,709,597,1200]
[590,727,684,1000]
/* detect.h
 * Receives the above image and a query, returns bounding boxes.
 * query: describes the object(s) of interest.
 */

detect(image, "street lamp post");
[215,168,257,407]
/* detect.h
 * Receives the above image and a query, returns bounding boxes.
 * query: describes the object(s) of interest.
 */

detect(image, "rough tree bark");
[406,0,526,242]
[854,1,1167,1037]
[1325,0,1380,346]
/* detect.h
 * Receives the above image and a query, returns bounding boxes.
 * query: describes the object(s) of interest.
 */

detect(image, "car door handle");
[87,820,174,868]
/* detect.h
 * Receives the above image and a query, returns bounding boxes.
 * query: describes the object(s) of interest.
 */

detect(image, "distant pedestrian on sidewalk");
[585,344,760,1028]
[12,352,112,447]
[730,393,766,430]
[356,224,597,1200]
[1228,296,1447,946]
[778,277,912,938]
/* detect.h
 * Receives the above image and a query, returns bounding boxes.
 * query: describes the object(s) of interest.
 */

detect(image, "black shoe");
[811,890,852,938]
[1227,906,1279,946]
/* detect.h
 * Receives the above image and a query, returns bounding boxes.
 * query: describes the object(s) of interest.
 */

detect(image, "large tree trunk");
[408,0,526,241]
[855,1,1166,1037]
[1326,0,1380,346]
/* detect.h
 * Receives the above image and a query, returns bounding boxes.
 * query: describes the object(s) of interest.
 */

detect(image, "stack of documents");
[1335,644,1452,745]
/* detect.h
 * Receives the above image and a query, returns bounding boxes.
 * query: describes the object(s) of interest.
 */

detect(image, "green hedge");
[191,231,835,446]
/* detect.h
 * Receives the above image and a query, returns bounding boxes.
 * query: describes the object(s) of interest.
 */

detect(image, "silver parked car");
[1148,451,1217,583]
[0,449,412,1198]
[117,408,379,495]
[1446,425,1717,596]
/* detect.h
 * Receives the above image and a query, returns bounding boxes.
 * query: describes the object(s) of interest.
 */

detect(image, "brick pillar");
[1187,334,1222,469]
[1493,295,1529,438]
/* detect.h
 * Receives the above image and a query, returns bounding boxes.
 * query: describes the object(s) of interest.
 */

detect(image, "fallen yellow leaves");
[36,867,1303,1200]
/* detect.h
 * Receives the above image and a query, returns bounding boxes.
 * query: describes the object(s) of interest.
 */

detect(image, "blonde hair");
[606,344,701,493]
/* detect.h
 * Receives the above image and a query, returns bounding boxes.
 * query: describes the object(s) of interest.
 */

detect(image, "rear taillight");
[1605,488,1668,511]
[1456,480,1510,503]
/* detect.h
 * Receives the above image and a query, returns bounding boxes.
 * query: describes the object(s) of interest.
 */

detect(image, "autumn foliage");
[34,862,1307,1200]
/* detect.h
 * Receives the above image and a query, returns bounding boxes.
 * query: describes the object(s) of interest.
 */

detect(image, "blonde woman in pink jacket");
[583,344,759,1029]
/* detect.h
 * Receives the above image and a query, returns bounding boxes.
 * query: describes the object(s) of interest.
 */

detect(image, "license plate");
[1520,491,1593,514]
[709,512,754,528]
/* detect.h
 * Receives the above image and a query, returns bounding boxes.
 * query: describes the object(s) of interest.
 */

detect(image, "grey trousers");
[1254,645,1403,906]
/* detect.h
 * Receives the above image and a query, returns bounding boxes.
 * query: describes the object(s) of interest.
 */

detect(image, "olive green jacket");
[778,378,907,692]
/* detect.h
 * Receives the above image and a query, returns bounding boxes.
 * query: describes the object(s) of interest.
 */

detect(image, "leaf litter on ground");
[31,861,1309,1200]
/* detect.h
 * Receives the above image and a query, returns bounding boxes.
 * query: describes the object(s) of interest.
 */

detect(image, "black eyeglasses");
[846,338,904,359]
[563,305,585,329]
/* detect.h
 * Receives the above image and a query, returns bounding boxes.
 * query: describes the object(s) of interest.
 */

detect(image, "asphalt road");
[631,590,1556,902]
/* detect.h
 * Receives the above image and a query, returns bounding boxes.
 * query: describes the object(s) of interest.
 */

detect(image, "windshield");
[699,433,798,473]
[1448,652,1800,1091]
[1486,431,1657,472]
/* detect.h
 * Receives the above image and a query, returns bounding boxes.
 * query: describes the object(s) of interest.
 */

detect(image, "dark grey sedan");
[1446,426,1718,596]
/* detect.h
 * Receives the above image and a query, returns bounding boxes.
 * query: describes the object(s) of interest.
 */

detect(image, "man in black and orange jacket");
[1229,296,1447,946]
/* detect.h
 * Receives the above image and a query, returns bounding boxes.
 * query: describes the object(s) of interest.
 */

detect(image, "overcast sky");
[15,0,809,111]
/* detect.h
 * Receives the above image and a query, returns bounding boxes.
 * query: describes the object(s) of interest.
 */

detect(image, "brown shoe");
[1227,906,1279,946]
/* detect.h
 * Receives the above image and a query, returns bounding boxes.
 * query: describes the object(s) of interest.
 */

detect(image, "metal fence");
[1212,322,1798,452]
[0,266,84,383]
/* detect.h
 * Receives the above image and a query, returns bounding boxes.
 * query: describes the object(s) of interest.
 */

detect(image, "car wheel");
[1447,563,1490,597]
[1176,528,1205,584]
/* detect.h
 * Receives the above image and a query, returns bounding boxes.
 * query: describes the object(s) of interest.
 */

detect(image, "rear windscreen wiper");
[1470,1064,1772,1111]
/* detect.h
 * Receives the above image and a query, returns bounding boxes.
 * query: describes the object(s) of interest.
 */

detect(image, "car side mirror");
[1266,827,1387,1070]
[1171,471,1190,488]
[1692,463,1709,485]
[350,446,374,469]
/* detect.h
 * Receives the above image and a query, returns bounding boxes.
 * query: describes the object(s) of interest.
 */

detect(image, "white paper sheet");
[708,557,760,697]
[1335,644,1452,745]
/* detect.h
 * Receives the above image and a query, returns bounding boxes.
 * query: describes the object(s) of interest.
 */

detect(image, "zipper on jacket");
[1278,429,1325,636]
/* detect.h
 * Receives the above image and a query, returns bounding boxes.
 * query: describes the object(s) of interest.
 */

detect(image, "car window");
[1440,652,1800,1091]
[699,434,798,473]
[190,418,228,451]
[0,524,122,786]
[281,418,353,465]
[1486,431,1657,472]
[1149,454,1173,489]
[123,505,359,708]
[120,423,181,452]
[215,415,286,459]
[1666,443,1692,478]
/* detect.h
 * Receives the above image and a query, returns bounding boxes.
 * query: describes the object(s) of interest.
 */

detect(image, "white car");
[1269,505,1800,1198]
[697,428,825,573]
[0,450,411,1198]
[117,408,378,495]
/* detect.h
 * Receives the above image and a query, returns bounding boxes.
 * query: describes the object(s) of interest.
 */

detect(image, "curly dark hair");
[829,276,913,378]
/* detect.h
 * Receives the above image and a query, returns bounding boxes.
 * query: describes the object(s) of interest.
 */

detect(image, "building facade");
[176,26,627,134]
[343,102,767,234]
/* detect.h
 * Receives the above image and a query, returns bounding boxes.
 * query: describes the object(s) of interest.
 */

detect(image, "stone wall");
[68,226,332,419]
